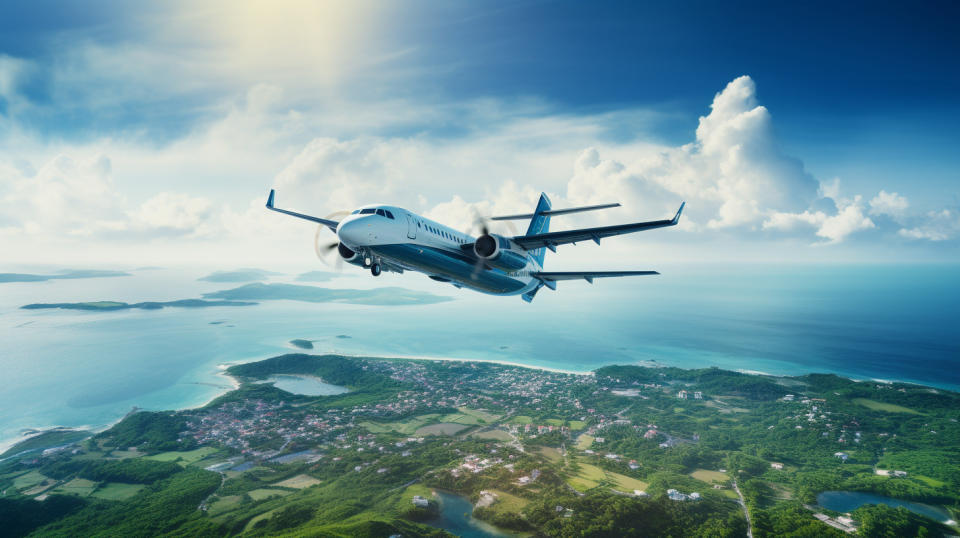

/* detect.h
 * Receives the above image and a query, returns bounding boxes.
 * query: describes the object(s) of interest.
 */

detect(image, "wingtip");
[673,201,685,223]
[266,189,275,208]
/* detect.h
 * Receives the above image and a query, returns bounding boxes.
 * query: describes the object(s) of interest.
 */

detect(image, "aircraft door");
[406,214,417,239]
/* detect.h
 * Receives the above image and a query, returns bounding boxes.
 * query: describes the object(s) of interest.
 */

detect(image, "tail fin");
[525,192,552,266]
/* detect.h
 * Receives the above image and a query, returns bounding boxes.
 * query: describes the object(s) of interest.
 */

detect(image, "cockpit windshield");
[352,208,395,219]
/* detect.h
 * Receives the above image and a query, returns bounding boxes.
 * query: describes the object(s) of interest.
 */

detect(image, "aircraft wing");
[265,189,339,232]
[513,202,684,252]
[534,271,659,284]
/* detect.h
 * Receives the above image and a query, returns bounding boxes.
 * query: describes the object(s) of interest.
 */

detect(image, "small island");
[202,282,453,306]
[197,269,282,283]
[289,339,314,350]
[0,270,131,283]
[21,299,256,311]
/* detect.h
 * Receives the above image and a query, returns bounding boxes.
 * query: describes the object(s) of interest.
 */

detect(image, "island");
[0,270,131,283]
[2,354,958,537]
[295,271,339,282]
[202,282,453,306]
[198,269,283,283]
[289,339,314,350]
[21,299,256,311]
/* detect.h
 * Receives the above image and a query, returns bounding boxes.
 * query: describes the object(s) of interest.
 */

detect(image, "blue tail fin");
[525,193,552,267]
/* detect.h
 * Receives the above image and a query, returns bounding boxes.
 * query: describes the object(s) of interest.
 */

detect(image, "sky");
[1,0,958,267]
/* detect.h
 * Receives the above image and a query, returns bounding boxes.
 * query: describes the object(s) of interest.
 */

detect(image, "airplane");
[266,189,684,302]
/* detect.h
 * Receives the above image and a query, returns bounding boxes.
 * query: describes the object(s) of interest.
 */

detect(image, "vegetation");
[3,353,958,537]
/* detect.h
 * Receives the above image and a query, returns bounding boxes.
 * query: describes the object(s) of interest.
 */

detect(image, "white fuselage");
[336,205,542,296]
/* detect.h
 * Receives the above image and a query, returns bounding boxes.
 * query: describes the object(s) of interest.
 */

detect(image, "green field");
[537,446,563,462]
[272,474,322,489]
[568,420,587,430]
[247,488,292,501]
[545,418,565,426]
[13,470,50,491]
[575,434,594,450]
[208,495,243,516]
[691,469,729,484]
[853,398,923,415]
[913,475,947,487]
[145,447,218,466]
[51,478,98,497]
[509,415,533,424]
[414,423,468,436]
[108,449,145,459]
[606,471,649,492]
[487,489,529,512]
[438,412,481,425]
[91,482,145,501]
[360,414,441,435]
[569,462,606,489]
[457,407,501,423]
[471,429,512,441]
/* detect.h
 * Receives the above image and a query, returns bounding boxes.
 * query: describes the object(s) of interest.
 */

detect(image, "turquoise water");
[261,375,349,396]
[425,490,511,537]
[1,264,958,452]
[817,491,954,524]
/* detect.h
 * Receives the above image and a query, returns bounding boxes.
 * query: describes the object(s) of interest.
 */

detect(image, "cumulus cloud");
[561,76,821,233]
[869,190,909,218]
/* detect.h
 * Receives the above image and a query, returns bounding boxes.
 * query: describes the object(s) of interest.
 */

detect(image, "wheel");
[370,263,382,276]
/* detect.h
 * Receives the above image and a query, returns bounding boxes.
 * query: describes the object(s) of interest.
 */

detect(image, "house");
[677,390,688,399]
[693,391,703,400]
[412,496,430,507]
[834,452,849,462]
[770,462,784,470]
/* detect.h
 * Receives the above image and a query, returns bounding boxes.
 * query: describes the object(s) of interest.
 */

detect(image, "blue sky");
[0,0,958,265]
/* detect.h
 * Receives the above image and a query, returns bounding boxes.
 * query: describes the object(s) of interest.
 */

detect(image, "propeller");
[313,210,351,270]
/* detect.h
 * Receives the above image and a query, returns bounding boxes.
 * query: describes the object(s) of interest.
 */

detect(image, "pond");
[259,374,349,396]
[817,491,955,525]
[424,490,514,537]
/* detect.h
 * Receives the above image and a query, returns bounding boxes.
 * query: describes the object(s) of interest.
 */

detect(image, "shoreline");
[3,348,957,458]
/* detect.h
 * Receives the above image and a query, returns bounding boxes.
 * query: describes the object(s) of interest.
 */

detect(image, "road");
[732,480,753,538]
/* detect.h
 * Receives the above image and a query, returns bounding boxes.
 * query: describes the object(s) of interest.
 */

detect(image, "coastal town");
[2,353,958,537]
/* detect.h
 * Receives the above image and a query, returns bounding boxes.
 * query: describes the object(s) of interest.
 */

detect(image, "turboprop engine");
[473,234,528,271]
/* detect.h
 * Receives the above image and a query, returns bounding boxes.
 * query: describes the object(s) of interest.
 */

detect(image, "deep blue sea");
[1,264,957,453]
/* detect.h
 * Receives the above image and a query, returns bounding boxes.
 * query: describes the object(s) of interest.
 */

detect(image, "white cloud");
[898,209,959,241]
[869,190,909,218]
[814,196,875,243]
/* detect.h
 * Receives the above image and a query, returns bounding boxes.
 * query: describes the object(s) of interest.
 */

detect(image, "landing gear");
[370,263,382,277]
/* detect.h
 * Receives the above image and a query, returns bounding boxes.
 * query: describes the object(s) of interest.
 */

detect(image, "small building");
[770,462,784,470]
[412,495,430,507]
[834,452,849,462]
[677,390,688,400]
[693,391,703,400]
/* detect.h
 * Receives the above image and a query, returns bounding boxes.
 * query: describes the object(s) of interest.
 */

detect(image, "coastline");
[3,348,957,459]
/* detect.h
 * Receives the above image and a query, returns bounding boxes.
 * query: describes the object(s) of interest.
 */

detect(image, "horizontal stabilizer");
[491,202,620,221]
[534,271,659,284]
[264,189,339,231]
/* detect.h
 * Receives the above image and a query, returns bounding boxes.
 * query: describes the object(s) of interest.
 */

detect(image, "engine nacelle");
[338,243,363,265]
[473,234,528,271]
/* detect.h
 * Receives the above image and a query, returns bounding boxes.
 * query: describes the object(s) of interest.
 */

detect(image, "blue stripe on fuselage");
[373,243,533,295]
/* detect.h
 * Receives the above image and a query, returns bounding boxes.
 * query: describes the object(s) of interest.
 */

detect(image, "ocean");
[1,264,957,453]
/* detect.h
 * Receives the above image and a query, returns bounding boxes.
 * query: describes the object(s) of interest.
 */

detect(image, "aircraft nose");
[337,217,368,247]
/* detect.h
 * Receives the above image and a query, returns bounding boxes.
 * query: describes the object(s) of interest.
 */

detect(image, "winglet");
[266,189,276,208]
[673,202,685,224]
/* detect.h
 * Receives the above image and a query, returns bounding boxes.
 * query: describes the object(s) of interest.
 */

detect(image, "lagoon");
[817,491,954,524]
[425,490,512,538]
[260,375,349,396]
